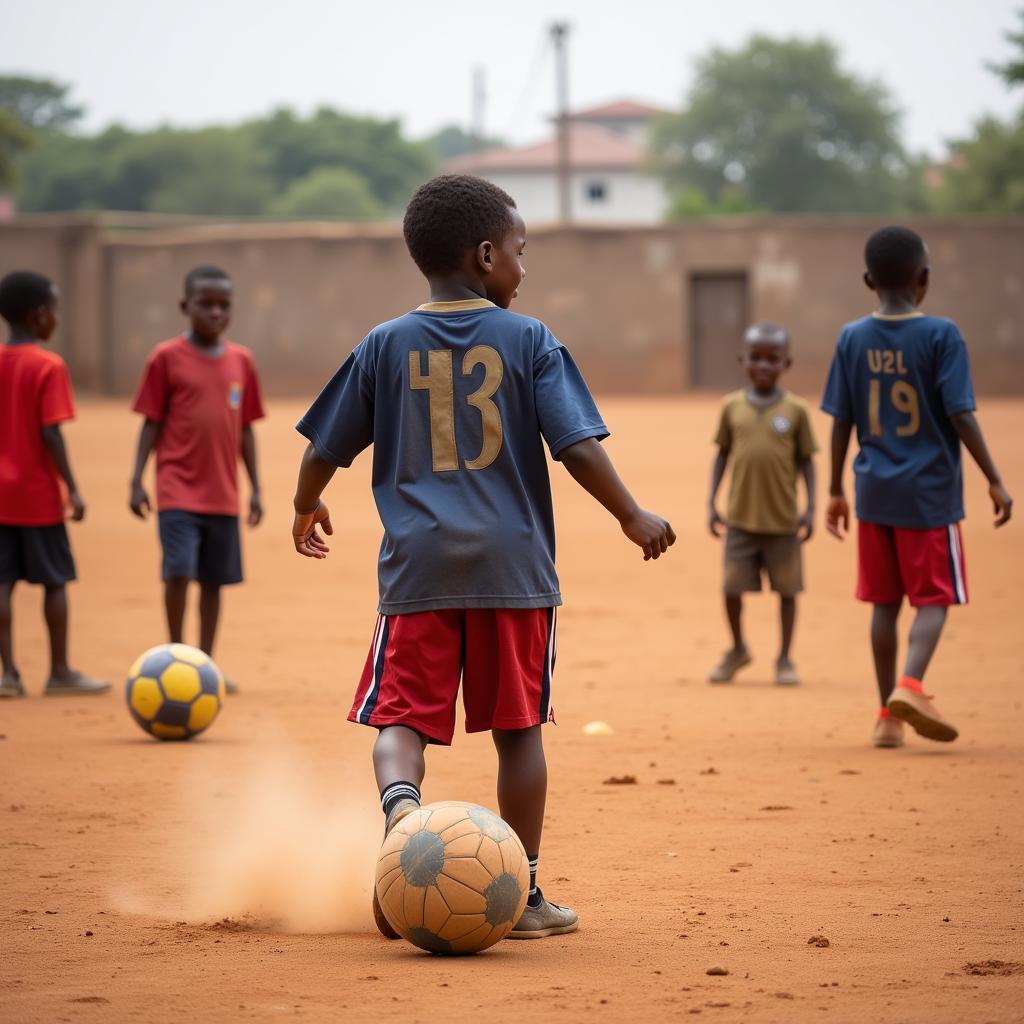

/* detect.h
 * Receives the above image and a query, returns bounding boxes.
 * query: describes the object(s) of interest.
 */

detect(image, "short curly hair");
[403,175,517,276]
[864,226,926,290]
[0,270,55,326]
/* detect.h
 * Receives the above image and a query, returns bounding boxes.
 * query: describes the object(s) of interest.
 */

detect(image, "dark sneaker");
[43,672,110,696]
[887,685,958,743]
[0,674,26,698]
[775,657,800,686]
[509,888,579,939]
[709,648,752,683]
[373,799,420,939]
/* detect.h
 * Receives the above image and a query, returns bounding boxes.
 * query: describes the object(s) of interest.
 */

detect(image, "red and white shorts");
[348,607,557,745]
[857,521,968,608]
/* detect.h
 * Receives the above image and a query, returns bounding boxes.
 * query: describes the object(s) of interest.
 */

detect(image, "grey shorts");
[723,526,803,597]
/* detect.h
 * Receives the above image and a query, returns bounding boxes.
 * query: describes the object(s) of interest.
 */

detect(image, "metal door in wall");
[689,272,749,389]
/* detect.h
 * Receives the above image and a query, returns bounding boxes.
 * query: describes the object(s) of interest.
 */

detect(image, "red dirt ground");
[2,397,1023,1023]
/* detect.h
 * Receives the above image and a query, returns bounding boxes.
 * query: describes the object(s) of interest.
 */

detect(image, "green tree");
[0,108,34,188]
[426,124,505,161]
[991,8,1024,86]
[272,167,383,219]
[932,117,1024,212]
[245,107,435,210]
[929,10,1024,212]
[652,35,920,214]
[0,75,83,132]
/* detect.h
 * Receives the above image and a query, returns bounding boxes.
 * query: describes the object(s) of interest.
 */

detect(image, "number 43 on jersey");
[409,347,504,472]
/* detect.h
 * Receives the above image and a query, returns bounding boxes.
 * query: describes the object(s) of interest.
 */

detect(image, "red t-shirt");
[132,337,266,516]
[0,343,76,526]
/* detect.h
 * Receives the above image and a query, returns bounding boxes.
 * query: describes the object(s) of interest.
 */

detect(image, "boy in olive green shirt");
[708,322,817,685]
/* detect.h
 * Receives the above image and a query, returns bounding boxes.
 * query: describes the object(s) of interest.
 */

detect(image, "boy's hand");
[797,509,815,542]
[68,490,86,522]
[129,481,150,519]
[708,505,726,539]
[248,492,264,527]
[825,494,849,540]
[621,508,676,561]
[990,482,1013,527]
[293,501,333,559]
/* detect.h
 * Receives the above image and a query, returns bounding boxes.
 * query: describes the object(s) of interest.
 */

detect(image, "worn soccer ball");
[125,643,225,741]
[374,801,529,954]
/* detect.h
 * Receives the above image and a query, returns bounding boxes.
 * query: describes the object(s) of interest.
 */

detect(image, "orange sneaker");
[872,715,904,748]
[887,681,958,743]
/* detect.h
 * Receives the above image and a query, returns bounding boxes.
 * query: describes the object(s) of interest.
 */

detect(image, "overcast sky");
[2,0,1021,156]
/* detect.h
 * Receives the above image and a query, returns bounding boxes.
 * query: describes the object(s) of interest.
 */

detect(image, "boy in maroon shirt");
[0,271,107,697]
[129,266,265,690]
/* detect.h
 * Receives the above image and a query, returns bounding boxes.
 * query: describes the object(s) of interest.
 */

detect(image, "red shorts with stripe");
[348,608,557,746]
[856,521,968,607]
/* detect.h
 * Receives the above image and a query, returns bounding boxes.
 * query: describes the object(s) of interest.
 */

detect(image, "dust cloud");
[114,746,382,934]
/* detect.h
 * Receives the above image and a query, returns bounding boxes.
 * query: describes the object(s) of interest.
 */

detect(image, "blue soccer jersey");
[297,298,608,614]
[821,312,976,529]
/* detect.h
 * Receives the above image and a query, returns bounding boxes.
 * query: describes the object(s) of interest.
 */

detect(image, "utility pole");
[471,66,486,151]
[550,21,571,223]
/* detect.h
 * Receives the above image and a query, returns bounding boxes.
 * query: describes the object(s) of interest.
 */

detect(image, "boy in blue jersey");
[291,174,675,939]
[822,226,1012,748]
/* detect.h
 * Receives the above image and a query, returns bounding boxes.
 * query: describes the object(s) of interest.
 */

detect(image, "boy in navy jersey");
[291,175,675,939]
[822,226,1012,748]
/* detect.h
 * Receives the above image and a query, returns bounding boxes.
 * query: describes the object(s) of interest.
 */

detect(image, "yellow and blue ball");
[125,643,225,741]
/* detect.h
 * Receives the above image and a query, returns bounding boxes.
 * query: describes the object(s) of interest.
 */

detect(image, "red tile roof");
[444,124,647,174]
[568,99,669,121]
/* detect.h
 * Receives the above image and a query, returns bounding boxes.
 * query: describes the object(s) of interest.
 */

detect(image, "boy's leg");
[775,596,800,685]
[158,510,200,644]
[870,603,901,705]
[903,606,948,682]
[0,581,22,695]
[499,725,576,938]
[373,724,427,804]
[886,526,963,743]
[726,595,744,650]
[198,583,221,656]
[371,724,427,939]
[493,725,546,866]
[196,515,243,692]
[710,529,755,682]
[42,584,108,694]
[763,533,802,685]
[164,578,189,643]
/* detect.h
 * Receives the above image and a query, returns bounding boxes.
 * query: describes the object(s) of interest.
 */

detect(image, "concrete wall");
[2,214,1022,397]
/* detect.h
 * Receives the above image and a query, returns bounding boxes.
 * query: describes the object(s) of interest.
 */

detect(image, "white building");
[444,100,670,225]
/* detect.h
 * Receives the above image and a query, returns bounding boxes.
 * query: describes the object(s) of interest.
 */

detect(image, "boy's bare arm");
[798,456,816,541]
[292,443,337,559]
[826,419,853,540]
[558,437,675,561]
[950,411,1013,527]
[708,447,729,538]
[129,419,161,519]
[241,424,263,527]
[40,424,84,522]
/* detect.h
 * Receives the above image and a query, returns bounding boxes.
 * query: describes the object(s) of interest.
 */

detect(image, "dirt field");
[3,397,1023,1024]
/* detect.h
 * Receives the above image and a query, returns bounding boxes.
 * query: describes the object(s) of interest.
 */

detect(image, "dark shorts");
[158,510,242,586]
[349,608,557,746]
[0,523,76,586]
[723,526,803,597]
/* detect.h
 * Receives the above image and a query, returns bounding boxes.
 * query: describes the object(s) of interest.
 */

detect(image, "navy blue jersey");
[821,312,976,528]
[297,299,608,614]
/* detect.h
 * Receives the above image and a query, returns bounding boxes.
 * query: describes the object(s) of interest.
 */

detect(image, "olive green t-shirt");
[715,390,817,535]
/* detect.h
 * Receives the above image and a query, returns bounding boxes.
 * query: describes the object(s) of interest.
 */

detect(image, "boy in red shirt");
[0,271,107,697]
[129,266,265,690]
